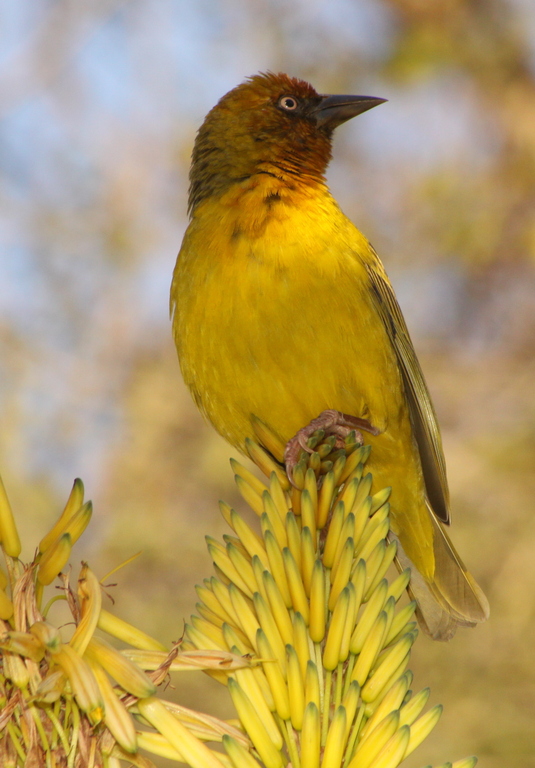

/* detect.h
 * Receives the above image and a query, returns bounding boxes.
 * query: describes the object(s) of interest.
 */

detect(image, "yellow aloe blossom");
[0,476,250,767]
[0,424,479,768]
[183,422,479,768]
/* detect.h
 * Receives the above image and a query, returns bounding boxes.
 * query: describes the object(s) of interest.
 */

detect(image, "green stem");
[41,593,66,619]
[30,704,50,752]
[67,704,80,768]
[343,654,356,699]
[46,704,70,759]
[321,670,332,746]
[314,642,324,712]
[7,721,27,764]
[344,703,366,766]
[334,661,344,709]
[285,719,301,768]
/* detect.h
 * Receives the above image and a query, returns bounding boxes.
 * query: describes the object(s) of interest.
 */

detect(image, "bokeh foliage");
[1,1,534,766]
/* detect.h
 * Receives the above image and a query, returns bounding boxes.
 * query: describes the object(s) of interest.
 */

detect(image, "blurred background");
[1,0,535,765]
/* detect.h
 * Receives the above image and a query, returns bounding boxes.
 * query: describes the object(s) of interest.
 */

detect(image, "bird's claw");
[284,409,379,486]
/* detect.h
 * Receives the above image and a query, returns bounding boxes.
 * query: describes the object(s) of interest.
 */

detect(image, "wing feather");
[364,256,450,524]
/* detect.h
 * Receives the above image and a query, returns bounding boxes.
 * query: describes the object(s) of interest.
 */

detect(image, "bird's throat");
[192,170,330,243]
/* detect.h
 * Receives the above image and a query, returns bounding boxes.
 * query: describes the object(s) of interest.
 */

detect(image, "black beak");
[311,94,387,130]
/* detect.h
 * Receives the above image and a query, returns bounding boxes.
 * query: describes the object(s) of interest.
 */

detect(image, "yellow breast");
[171,175,433,574]
[172,177,404,446]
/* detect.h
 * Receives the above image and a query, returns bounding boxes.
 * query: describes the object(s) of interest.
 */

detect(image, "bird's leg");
[284,409,380,481]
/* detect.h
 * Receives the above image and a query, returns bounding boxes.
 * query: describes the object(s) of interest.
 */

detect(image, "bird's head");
[188,72,385,213]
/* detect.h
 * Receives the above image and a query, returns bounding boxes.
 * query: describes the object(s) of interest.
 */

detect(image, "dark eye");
[278,95,299,111]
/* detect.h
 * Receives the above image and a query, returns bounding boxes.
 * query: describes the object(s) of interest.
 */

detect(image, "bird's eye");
[278,95,299,111]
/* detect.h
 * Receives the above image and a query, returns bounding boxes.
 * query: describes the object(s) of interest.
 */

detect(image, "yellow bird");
[170,72,489,639]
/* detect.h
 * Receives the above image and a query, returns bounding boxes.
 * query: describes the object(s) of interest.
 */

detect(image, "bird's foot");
[284,409,379,484]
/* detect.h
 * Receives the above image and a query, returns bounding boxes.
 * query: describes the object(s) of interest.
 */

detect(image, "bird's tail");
[391,509,489,641]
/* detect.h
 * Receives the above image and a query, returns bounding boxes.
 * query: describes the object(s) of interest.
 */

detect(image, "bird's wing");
[364,254,451,524]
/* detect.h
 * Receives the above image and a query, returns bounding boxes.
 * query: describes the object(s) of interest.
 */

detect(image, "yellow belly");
[172,181,433,574]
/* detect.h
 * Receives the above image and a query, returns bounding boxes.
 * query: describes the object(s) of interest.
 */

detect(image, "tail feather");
[428,508,489,625]
[390,511,489,641]
[391,532,459,641]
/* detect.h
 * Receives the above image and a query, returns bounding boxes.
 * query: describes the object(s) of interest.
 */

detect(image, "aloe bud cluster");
[184,420,478,768]
[0,476,252,767]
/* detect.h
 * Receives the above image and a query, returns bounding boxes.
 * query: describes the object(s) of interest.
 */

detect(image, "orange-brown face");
[188,72,385,212]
